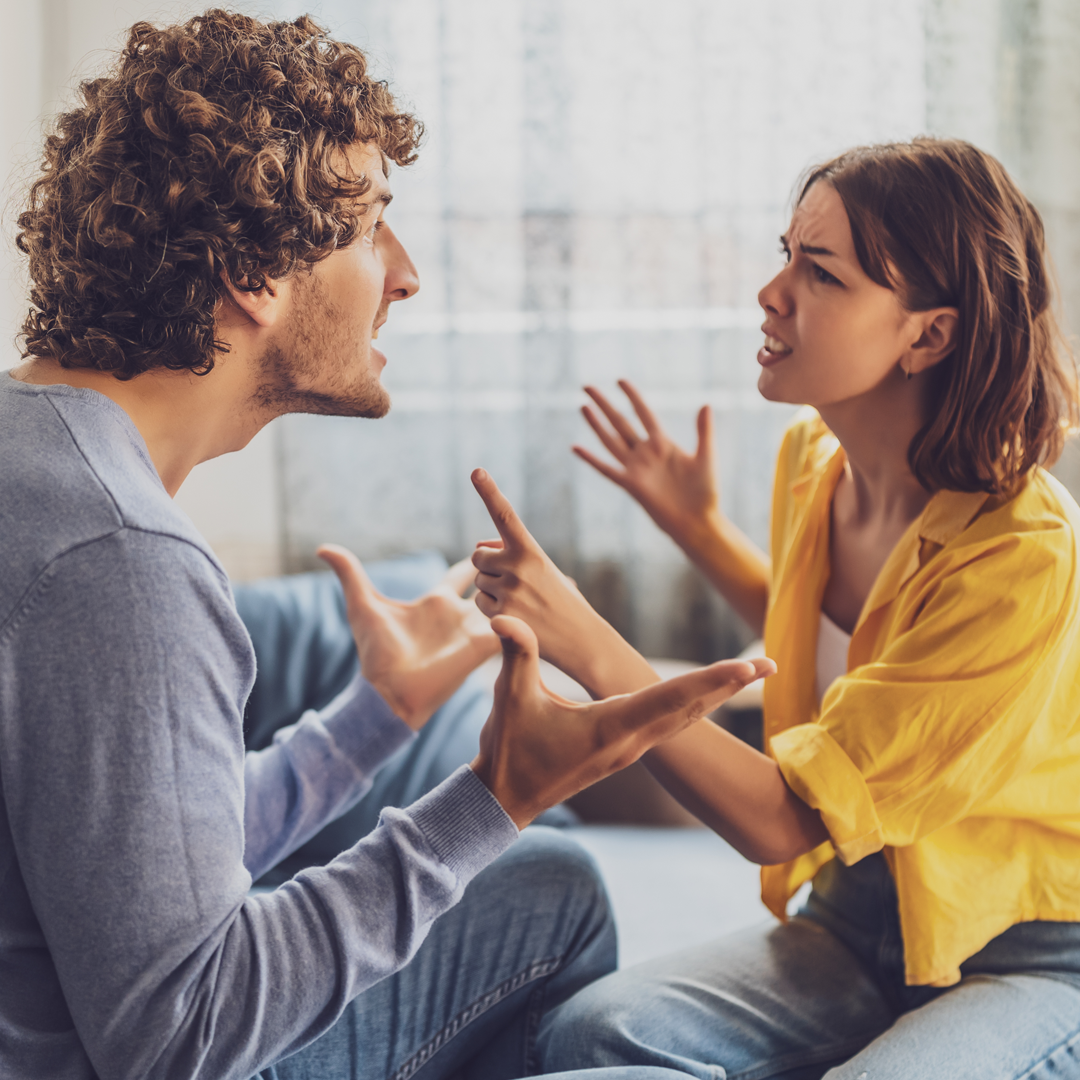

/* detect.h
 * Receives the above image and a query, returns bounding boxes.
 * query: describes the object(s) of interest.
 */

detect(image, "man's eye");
[779,243,791,263]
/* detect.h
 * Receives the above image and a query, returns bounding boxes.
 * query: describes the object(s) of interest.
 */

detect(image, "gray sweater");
[0,375,518,1079]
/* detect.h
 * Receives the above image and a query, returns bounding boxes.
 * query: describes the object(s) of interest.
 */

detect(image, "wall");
[3,1,1078,658]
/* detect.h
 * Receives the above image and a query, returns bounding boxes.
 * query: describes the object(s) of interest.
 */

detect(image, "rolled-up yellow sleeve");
[773,522,1079,856]
[771,724,883,864]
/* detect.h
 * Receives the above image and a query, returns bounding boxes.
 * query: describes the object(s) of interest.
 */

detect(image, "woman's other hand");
[574,380,720,543]
[573,380,771,636]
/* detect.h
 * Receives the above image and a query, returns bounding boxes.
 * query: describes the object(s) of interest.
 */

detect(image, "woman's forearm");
[643,722,827,865]
[670,509,771,637]
[573,627,826,866]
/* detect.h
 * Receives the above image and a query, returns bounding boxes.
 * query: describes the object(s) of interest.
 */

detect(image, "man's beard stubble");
[251,271,390,420]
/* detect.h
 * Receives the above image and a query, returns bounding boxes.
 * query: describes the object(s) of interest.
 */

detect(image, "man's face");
[255,141,419,418]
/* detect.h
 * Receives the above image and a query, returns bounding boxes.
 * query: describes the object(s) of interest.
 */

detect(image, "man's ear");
[904,307,960,376]
[219,273,283,328]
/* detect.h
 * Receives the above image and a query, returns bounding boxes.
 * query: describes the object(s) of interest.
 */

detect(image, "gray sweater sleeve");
[242,673,416,880]
[4,530,517,1080]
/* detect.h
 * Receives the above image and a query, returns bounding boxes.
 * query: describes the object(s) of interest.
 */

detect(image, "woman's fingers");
[584,385,643,447]
[471,469,535,551]
[618,379,662,440]
[572,444,629,487]
[471,545,504,574]
[473,569,502,598]
[581,405,632,463]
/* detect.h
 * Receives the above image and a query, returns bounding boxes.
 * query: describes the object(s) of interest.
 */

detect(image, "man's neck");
[9,356,268,496]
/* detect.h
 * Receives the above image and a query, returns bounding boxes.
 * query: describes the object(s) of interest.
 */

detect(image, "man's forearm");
[243,673,415,880]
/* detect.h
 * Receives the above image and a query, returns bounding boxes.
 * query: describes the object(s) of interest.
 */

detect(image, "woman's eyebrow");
[779,233,838,258]
[799,241,837,258]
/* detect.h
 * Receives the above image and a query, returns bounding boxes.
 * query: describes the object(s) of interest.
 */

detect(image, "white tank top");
[816,610,852,708]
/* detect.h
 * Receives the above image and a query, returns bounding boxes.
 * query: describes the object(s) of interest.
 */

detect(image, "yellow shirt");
[762,411,1080,987]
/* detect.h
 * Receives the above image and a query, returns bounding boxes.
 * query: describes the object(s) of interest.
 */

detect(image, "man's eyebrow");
[356,191,394,213]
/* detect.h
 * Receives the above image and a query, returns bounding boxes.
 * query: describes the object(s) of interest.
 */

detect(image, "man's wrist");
[468,756,532,830]
[364,673,427,731]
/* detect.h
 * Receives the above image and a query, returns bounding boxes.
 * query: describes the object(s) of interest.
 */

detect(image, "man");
[0,11,765,1079]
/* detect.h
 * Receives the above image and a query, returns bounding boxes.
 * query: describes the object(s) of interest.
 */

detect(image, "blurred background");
[3,0,1079,661]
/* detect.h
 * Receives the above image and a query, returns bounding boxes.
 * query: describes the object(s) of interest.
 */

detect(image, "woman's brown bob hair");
[17,10,421,379]
[802,138,1077,497]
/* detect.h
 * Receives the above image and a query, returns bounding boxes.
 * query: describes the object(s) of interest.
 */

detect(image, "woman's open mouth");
[758,334,793,366]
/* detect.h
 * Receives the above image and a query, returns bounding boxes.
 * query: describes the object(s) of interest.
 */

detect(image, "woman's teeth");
[764,336,791,355]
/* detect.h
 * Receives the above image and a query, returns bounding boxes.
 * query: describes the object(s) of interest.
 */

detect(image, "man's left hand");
[318,545,499,730]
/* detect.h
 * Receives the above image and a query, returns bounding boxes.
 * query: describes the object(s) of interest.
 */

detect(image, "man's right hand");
[471,615,774,829]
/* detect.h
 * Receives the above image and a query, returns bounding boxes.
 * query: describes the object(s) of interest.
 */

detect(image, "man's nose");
[382,224,420,301]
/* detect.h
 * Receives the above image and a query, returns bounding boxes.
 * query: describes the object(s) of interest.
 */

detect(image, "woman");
[468,139,1080,1078]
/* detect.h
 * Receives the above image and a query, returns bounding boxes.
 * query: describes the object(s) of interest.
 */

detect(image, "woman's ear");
[905,307,960,376]
[218,273,283,328]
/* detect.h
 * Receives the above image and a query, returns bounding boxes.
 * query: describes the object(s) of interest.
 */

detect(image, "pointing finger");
[470,469,534,550]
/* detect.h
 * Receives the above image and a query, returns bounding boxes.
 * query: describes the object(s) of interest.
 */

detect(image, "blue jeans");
[538,853,1080,1080]
[256,827,684,1080]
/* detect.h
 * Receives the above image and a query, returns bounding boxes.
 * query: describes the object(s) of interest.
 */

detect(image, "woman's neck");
[817,366,933,526]
[817,367,935,632]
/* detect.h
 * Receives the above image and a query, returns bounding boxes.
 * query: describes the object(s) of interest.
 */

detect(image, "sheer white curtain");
[3,0,1078,657]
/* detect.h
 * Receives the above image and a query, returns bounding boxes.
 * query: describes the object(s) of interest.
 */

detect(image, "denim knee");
[536,968,643,1073]
[486,827,612,932]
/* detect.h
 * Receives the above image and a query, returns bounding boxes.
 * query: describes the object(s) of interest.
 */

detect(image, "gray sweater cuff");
[407,765,519,882]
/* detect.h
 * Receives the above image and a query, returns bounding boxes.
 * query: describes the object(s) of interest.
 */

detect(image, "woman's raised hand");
[471,468,658,698]
[574,380,720,542]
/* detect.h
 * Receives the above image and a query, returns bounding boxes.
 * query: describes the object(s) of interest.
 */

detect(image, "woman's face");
[756,181,919,407]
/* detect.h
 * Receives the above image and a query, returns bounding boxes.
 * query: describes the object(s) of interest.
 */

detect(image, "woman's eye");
[779,243,791,263]
[366,220,384,242]
[811,262,840,286]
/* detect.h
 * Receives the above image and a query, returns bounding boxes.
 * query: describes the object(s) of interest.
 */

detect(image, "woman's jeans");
[539,853,1080,1080]
[257,827,686,1080]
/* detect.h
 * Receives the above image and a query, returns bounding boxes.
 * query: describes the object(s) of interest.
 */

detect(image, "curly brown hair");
[802,138,1078,497]
[16,9,422,379]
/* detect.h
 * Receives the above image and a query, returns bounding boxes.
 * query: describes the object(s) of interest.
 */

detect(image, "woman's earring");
[905,366,912,381]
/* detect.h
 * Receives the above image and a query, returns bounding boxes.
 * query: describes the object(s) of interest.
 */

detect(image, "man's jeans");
[256,827,684,1080]
[538,852,1080,1080]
